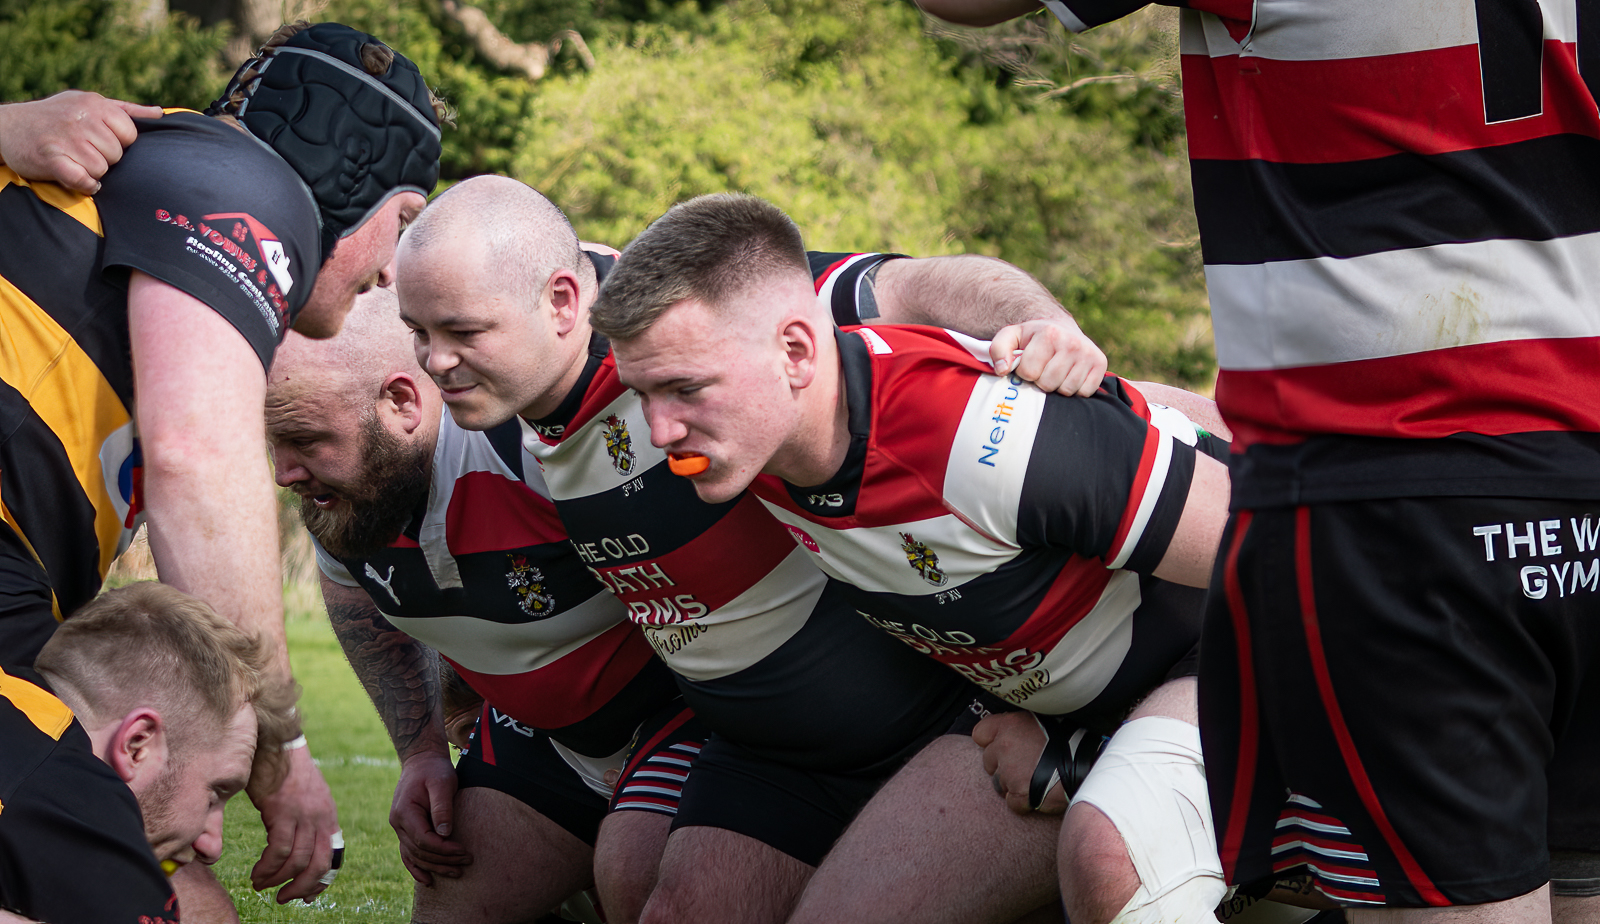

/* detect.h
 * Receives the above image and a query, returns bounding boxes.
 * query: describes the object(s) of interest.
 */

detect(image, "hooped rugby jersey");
[0,667,177,924]
[1048,1,1600,505]
[317,410,674,758]
[0,111,319,621]
[521,253,971,773]
[749,326,1221,726]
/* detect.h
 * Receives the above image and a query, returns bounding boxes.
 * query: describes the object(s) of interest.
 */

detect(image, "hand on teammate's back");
[0,91,161,194]
[989,315,1109,398]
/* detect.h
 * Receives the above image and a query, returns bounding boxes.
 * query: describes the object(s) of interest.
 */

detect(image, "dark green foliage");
[0,0,228,108]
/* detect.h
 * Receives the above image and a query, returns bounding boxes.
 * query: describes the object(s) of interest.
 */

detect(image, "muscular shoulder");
[95,112,322,367]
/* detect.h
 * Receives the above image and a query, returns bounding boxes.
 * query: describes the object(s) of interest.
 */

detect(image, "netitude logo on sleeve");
[602,414,636,476]
[900,532,947,586]
[506,553,556,617]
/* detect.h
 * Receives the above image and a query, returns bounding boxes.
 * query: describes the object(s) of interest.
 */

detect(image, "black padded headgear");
[206,23,441,261]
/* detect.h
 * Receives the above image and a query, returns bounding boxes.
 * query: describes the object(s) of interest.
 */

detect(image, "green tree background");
[0,0,1213,386]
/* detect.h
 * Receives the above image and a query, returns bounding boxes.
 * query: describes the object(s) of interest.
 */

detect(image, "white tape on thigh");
[1070,716,1226,924]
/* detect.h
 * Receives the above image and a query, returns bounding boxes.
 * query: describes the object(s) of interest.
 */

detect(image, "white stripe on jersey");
[1106,434,1171,570]
[314,535,358,586]
[989,570,1138,713]
[1207,233,1600,371]
[387,586,627,676]
[942,369,1045,548]
[521,395,665,501]
[1179,1,1581,62]
[639,546,825,681]
[815,253,883,313]
[761,505,1015,596]
[942,329,995,368]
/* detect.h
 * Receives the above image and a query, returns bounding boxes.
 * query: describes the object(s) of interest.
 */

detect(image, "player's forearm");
[141,424,291,683]
[870,255,1070,337]
[128,271,293,694]
[321,577,449,762]
[1128,381,1232,441]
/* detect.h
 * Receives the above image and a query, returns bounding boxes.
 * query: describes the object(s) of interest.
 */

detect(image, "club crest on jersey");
[602,415,636,476]
[899,532,947,586]
[506,554,556,618]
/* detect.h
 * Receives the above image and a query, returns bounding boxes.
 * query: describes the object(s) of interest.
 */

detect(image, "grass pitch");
[215,585,414,923]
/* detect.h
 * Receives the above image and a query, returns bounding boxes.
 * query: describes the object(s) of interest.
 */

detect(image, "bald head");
[270,287,423,406]
[399,175,595,304]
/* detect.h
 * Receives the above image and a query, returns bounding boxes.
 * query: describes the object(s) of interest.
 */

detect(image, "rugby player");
[267,288,705,924]
[591,192,1234,924]
[0,582,293,924]
[395,175,1109,924]
[908,2,1600,923]
[0,22,442,907]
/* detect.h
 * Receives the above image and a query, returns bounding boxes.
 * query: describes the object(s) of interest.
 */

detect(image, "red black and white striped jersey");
[316,409,674,758]
[1049,0,1600,504]
[749,326,1218,725]
[519,253,971,773]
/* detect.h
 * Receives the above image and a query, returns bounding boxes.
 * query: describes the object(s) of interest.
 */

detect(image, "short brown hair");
[36,582,297,793]
[590,193,810,341]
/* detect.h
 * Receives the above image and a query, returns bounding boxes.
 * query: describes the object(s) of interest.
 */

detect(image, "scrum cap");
[206,23,441,260]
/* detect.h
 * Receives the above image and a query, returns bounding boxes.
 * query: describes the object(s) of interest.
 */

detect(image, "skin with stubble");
[267,290,436,558]
[612,272,849,506]
[395,176,597,431]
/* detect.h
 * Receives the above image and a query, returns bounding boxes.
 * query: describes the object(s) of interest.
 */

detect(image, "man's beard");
[300,414,432,559]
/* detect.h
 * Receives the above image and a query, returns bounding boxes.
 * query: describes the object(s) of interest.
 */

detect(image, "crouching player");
[0,582,292,923]
[266,289,704,924]
[595,193,1238,924]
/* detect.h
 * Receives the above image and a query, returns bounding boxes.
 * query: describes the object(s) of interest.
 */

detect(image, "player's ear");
[780,318,822,390]
[547,269,582,335]
[107,707,169,790]
[380,372,426,432]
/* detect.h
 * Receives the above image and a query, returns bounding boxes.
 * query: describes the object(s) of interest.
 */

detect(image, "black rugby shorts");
[1201,498,1600,907]
[456,698,706,846]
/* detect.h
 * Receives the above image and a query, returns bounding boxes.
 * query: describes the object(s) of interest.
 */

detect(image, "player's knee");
[1064,716,1226,924]
[637,879,693,924]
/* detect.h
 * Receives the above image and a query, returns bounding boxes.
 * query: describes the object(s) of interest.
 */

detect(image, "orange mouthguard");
[667,452,710,476]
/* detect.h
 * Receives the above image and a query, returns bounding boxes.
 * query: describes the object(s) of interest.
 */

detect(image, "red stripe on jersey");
[1184,42,1600,165]
[389,534,420,549]
[1216,336,1600,447]
[593,493,798,620]
[445,471,568,554]
[615,706,697,789]
[565,356,627,442]
[1277,810,1350,831]
[474,699,496,766]
[854,326,993,521]
[443,620,657,730]
[1294,507,1447,906]
[1106,424,1162,562]
[814,255,854,293]
[1218,510,1258,884]
[979,556,1116,663]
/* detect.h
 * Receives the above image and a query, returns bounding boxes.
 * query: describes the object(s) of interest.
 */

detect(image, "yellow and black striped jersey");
[0,111,319,621]
[0,666,176,923]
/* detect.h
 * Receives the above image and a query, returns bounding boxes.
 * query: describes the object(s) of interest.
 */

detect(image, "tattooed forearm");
[320,575,447,761]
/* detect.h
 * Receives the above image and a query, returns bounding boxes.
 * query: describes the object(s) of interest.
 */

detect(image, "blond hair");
[36,582,298,793]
